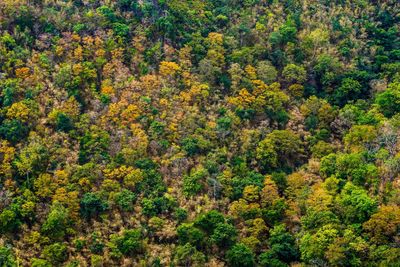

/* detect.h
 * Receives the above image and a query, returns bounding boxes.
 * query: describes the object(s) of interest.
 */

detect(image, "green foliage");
[114,189,136,211]
[0,119,29,144]
[375,82,400,117]
[336,182,377,224]
[42,243,68,265]
[333,78,362,106]
[177,223,205,248]
[226,243,256,267]
[174,243,206,266]
[0,1,399,266]
[41,202,69,240]
[256,130,304,169]
[31,259,52,267]
[80,193,109,220]
[0,246,17,267]
[282,64,307,84]
[183,167,208,196]
[55,113,73,132]
[210,223,237,248]
[260,224,298,264]
[110,229,143,256]
[0,209,20,234]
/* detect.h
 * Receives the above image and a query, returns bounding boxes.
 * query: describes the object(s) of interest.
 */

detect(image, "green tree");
[80,193,109,220]
[334,78,362,106]
[177,223,205,248]
[114,189,136,212]
[335,182,377,224]
[0,246,17,267]
[41,202,69,240]
[375,82,400,117]
[256,130,304,169]
[226,243,256,267]
[174,243,206,267]
[110,229,143,256]
[42,243,68,265]
[210,223,237,248]
[282,64,307,84]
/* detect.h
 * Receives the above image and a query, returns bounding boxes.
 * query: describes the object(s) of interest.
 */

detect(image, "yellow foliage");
[25,231,41,245]
[15,67,30,78]
[53,188,80,220]
[208,32,224,45]
[71,33,81,42]
[34,173,56,198]
[72,63,83,75]
[160,61,180,76]
[101,85,115,96]
[228,88,256,109]
[140,75,161,92]
[120,104,140,125]
[159,98,169,106]
[95,48,106,58]
[73,45,83,61]
[0,140,15,179]
[245,65,257,80]
[123,168,144,188]
[260,176,280,207]
[288,84,304,97]
[103,165,135,180]
[243,185,260,202]
[55,45,64,56]
[61,97,81,118]
[102,179,121,192]
[6,101,31,122]
[130,123,149,153]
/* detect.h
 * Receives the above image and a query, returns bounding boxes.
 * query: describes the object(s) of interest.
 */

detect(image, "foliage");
[0,0,399,266]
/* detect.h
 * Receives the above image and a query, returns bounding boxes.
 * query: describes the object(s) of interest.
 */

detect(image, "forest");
[0,0,399,266]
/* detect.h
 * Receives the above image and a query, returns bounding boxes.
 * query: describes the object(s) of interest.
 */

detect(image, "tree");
[183,166,208,196]
[210,223,238,248]
[110,229,143,256]
[0,209,19,234]
[261,224,298,264]
[0,246,17,267]
[194,210,225,234]
[177,223,205,248]
[256,130,304,169]
[375,82,400,117]
[363,205,400,244]
[174,243,206,267]
[41,202,69,240]
[41,243,68,265]
[80,193,109,220]
[31,259,52,267]
[114,189,136,211]
[333,78,362,106]
[299,224,339,264]
[226,243,256,267]
[335,182,377,224]
[256,61,277,84]
[282,64,307,84]
[0,119,29,144]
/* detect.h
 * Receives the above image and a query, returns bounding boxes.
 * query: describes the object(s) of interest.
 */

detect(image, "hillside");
[0,0,400,266]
